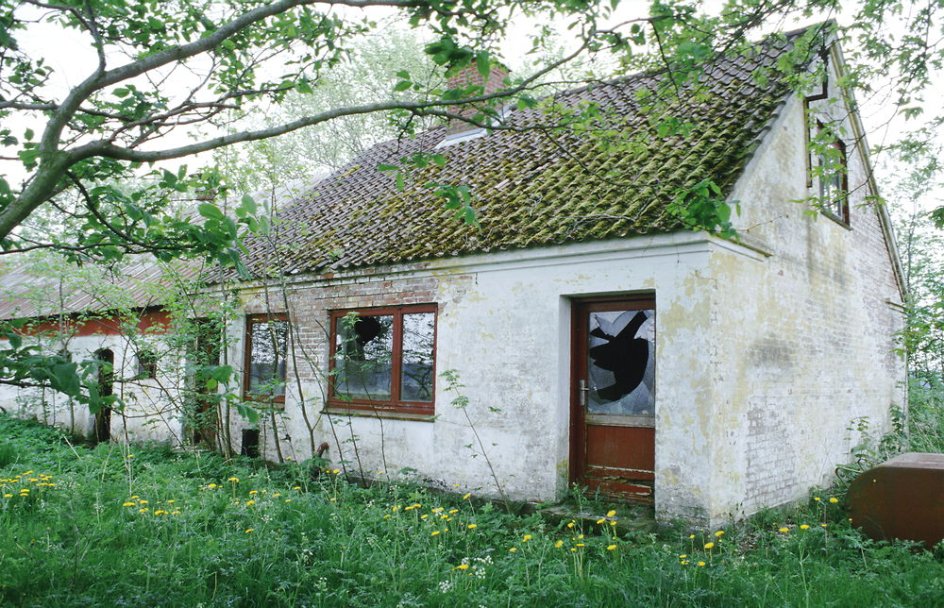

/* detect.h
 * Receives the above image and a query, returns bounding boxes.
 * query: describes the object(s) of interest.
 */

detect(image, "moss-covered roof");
[243,32,810,277]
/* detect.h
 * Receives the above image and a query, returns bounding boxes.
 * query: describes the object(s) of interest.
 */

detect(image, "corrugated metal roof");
[0,254,200,321]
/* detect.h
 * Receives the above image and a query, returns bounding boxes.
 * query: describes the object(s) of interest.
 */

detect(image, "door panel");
[571,297,655,502]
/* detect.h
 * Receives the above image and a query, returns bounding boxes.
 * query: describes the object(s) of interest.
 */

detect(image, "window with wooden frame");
[243,314,289,403]
[814,122,850,225]
[328,304,436,416]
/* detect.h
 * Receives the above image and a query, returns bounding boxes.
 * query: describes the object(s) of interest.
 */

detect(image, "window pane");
[334,314,393,401]
[400,312,435,402]
[587,309,655,416]
[249,320,288,397]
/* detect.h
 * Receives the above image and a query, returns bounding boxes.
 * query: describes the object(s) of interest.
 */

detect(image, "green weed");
[0,413,942,607]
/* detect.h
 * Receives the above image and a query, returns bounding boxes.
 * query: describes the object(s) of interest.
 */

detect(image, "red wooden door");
[570,297,656,502]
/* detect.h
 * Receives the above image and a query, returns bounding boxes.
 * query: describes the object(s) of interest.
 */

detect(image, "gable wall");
[706,67,906,521]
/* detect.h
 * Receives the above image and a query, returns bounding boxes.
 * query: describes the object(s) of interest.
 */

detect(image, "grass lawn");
[1,414,942,607]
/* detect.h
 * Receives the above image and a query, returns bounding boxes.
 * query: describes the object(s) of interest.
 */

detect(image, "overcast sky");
[7,2,943,215]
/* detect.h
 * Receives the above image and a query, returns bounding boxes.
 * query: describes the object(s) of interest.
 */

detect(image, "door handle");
[578,379,590,407]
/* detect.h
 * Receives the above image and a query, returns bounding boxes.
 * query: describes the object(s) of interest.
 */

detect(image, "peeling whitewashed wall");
[0,332,186,445]
[229,235,770,523]
[710,54,907,522]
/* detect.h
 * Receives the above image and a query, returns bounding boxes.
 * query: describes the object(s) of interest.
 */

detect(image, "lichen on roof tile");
[241,30,816,278]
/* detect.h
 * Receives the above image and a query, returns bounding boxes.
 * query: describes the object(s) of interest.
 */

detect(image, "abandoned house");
[0,25,907,525]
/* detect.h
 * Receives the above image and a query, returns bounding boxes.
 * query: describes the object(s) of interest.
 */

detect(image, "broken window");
[244,314,289,402]
[587,309,655,416]
[329,304,436,415]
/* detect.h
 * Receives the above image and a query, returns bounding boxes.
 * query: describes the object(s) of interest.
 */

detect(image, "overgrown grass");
[1,414,942,607]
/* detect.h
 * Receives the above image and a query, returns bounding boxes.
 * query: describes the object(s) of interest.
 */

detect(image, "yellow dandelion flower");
[607,544,618,551]
[122,501,136,507]
[829,497,839,504]
[697,561,706,567]
[3,493,12,499]
[420,514,429,520]
[596,518,606,525]
[462,493,471,500]
[679,554,688,559]
[609,520,618,527]
[820,523,828,528]
[454,563,469,571]
[207,484,217,490]
[154,509,167,516]
[431,530,441,537]
[799,524,810,530]
[228,477,239,483]
[567,521,576,529]
[248,490,258,496]
[166,500,175,504]
[332,469,341,475]
[509,547,518,553]
[522,534,532,542]
[273,492,281,498]
[245,528,254,534]
[292,486,301,491]
[432,507,444,514]
[284,499,293,503]
[467,523,477,530]
[689,534,695,539]
[778,527,790,534]
[171,510,181,516]
[570,548,577,553]
[813,496,821,502]
[576,543,585,548]
[137,499,148,505]
[245,500,256,507]
[131,495,139,499]
[680,560,690,565]
[555,540,564,549]
[714,530,725,538]
[607,509,617,518]
[704,542,715,550]
[138,508,149,513]
[576,534,584,540]
[448,508,459,515]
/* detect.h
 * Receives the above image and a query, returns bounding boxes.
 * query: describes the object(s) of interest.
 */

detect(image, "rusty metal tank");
[847,452,944,548]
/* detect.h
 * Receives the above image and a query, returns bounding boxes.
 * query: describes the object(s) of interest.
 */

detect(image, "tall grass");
[1,414,942,607]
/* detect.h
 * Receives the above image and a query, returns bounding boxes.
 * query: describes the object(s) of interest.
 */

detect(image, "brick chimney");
[445,62,510,136]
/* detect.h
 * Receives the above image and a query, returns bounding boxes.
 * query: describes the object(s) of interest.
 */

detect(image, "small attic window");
[435,103,513,149]
[814,122,849,225]
[435,126,487,149]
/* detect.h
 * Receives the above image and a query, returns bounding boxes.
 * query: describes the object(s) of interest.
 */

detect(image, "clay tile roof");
[242,27,825,277]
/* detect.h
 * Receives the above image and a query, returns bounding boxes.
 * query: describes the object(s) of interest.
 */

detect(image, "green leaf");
[240,194,257,215]
[476,51,490,79]
[393,80,413,92]
[198,203,224,221]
